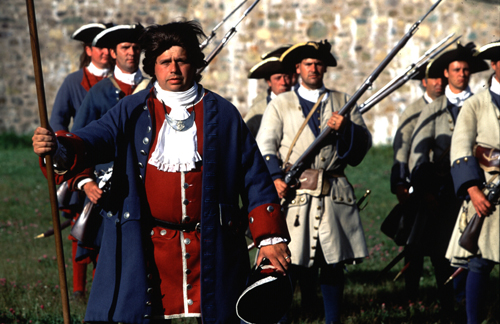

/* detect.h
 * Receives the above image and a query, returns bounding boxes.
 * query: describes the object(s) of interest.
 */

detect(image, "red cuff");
[248,203,290,246]
[67,168,95,191]
[39,130,87,184]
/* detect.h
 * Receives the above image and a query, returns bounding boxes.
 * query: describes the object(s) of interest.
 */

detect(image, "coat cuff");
[39,130,87,184]
[451,156,485,198]
[248,203,290,246]
[337,121,370,166]
[263,154,284,181]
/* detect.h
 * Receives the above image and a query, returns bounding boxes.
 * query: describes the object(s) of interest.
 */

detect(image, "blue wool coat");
[50,69,88,132]
[57,88,287,323]
[72,78,123,131]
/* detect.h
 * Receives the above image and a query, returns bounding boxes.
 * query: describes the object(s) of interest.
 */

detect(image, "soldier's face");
[296,58,326,90]
[111,42,141,74]
[155,46,196,92]
[86,46,110,69]
[266,73,292,95]
[422,77,445,100]
[444,61,470,93]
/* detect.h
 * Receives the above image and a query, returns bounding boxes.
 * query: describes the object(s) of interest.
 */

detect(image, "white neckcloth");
[113,65,143,85]
[148,81,204,172]
[491,75,500,96]
[297,83,329,103]
[87,62,110,77]
[424,91,434,104]
[445,85,472,107]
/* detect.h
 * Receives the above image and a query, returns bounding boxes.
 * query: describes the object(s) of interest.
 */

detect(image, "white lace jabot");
[148,81,204,172]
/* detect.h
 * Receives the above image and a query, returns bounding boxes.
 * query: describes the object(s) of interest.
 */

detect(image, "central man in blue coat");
[33,20,291,323]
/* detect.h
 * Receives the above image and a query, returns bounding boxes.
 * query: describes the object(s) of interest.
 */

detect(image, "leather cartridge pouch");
[284,163,330,197]
[474,145,500,172]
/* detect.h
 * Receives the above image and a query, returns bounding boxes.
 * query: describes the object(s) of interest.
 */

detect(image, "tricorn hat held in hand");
[72,23,112,44]
[92,23,144,48]
[474,40,500,62]
[280,40,337,68]
[426,41,489,79]
[236,258,293,324]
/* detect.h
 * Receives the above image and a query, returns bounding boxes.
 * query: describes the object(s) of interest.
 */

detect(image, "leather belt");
[325,170,345,178]
[152,218,200,232]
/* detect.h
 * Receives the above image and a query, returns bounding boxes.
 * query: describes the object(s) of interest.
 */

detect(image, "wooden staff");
[25,0,71,322]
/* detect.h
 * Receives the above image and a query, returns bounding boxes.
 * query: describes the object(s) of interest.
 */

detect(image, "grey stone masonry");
[0,0,498,144]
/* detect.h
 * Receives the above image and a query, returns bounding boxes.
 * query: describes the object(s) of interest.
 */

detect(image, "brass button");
[185,269,191,275]
[183,216,191,223]
[138,162,144,168]
[317,206,321,210]
[321,157,326,161]
[449,118,453,123]
[456,160,460,165]
[187,284,192,290]
[464,157,468,162]
[315,215,320,219]
[160,229,167,236]
[183,183,190,189]
[291,200,296,204]
[312,246,316,249]
[314,226,319,230]
[267,205,274,212]
[140,150,147,156]
[147,288,153,293]
[185,253,190,259]
[123,212,130,219]
[249,217,254,223]
[339,197,344,201]
[265,156,270,161]
[150,230,154,236]
[184,238,191,245]
[146,301,151,306]
[450,127,454,131]
[187,299,193,306]
[147,126,151,133]
[143,137,149,145]
[332,196,336,200]
[183,199,190,205]
[107,211,113,218]
[143,105,148,110]
[348,198,352,203]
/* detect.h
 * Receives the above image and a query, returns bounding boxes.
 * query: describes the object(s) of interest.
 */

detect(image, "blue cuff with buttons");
[262,154,284,181]
[451,156,485,197]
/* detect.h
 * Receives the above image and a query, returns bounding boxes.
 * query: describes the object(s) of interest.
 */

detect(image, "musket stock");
[284,0,442,186]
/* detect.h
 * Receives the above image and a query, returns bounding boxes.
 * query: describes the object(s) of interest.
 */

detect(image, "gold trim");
[473,42,500,57]
[248,57,280,76]
[279,41,320,62]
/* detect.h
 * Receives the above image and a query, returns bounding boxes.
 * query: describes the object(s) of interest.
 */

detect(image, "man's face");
[296,58,326,90]
[491,60,500,83]
[422,77,445,100]
[266,73,292,95]
[444,60,470,93]
[155,46,196,92]
[85,46,110,69]
[110,42,141,74]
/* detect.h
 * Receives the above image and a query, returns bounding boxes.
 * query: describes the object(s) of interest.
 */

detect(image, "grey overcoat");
[256,90,371,267]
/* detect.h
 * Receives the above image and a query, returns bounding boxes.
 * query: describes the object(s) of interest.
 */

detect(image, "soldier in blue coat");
[33,20,290,324]
[50,23,113,132]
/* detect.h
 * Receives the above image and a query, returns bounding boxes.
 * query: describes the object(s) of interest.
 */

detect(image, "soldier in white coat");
[409,42,489,317]
[446,40,500,324]
[256,40,372,324]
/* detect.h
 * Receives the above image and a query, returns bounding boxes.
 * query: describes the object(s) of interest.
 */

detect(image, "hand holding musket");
[284,0,443,187]
[199,0,248,51]
[197,0,261,74]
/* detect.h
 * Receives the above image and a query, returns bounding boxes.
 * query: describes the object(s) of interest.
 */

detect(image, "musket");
[199,0,248,51]
[25,0,71,322]
[283,0,442,187]
[197,0,261,74]
[358,34,461,115]
[35,219,72,239]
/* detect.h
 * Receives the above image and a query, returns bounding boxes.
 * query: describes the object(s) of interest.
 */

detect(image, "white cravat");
[424,91,434,104]
[297,83,329,103]
[113,65,143,85]
[148,81,204,172]
[445,85,472,107]
[490,75,500,96]
[86,62,110,78]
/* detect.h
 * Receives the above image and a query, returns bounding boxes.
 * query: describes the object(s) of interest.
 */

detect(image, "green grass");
[0,139,498,323]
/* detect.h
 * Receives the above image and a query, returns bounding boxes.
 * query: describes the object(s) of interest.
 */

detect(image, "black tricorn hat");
[474,40,500,62]
[261,45,292,60]
[426,42,489,79]
[280,40,337,68]
[236,258,293,324]
[71,23,110,44]
[92,23,144,48]
[248,57,292,79]
[410,61,430,81]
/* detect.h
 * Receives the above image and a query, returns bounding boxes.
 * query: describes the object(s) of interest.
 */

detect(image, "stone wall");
[0,0,498,144]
